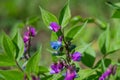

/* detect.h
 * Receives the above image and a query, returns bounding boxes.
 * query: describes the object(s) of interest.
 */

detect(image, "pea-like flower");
[50,41,62,50]
[49,22,61,32]
[23,27,36,43]
[50,61,64,74]
[71,52,82,61]
[65,66,77,80]
[99,65,117,80]
[28,27,36,37]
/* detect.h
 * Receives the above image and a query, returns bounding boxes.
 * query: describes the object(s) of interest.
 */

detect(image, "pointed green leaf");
[59,2,71,28]
[12,32,24,61]
[40,7,58,27]
[25,46,42,74]
[2,33,16,60]
[98,25,110,54]
[65,21,88,41]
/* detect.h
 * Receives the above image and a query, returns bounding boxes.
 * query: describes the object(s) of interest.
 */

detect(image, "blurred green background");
[0,0,120,66]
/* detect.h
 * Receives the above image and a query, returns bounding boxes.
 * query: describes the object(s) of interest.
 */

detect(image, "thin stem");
[15,60,24,72]
[60,30,71,65]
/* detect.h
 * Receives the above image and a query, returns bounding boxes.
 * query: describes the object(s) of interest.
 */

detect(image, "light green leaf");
[65,21,88,41]
[12,31,24,61]
[59,1,71,28]
[0,70,24,80]
[98,25,110,54]
[39,66,49,73]
[0,54,16,66]
[51,32,58,41]
[2,33,16,60]
[75,69,95,80]
[40,7,58,27]
[25,46,42,74]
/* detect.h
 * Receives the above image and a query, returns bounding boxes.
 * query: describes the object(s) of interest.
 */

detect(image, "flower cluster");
[23,26,36,59]
[99,65,117,80]
[49,22,82,80]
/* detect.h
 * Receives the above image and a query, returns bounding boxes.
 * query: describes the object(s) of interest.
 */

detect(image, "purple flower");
[49,22,60,32]
[58,36,63,42]
[99,65,117,80]
[23,27,36,43]
[23,32,29,43]
[28,27,36,37]
[50,62,64,74]
[32,75,40,80]
[71,52,82,61]
[50,41,62,50]
[65,66,77,80]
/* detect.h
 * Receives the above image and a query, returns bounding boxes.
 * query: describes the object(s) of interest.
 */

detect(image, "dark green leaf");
[112,9,120,18]
[81,46,96,68]
[40,7,58,26]
[59,1,71,28]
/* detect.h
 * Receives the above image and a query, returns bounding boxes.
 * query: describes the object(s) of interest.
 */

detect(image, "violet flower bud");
[49,22,60,32]
[99,65,117,80]
[28,27,36,37]
[65,66,77,80]
[71,52,82,61]
[50,41,62,50]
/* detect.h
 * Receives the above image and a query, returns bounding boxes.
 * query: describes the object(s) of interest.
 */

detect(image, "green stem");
[15,60,24,72]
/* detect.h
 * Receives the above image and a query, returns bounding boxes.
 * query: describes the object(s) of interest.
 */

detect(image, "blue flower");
[50,41,62,50]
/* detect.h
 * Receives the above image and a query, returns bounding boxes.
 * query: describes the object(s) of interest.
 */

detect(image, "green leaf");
[51,32,58,41]
[2,33,16,60]
[25,46,42,74]
[65,21,88,41]
[75,69,95,80]
[0,54,16,66]
[98,25,110,54]
[12,31,24,61]
[40,7,58,27]
[39,66,49,73]
[59,1,71,28]
[26,16,40,25]
[81,46,96,68]
[112,9,120,18]
[0,70,24,80]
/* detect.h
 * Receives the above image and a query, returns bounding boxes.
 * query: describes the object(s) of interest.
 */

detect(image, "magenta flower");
[49,22,61,32]
[65,66,77,80]
[50,61,64,74]
[23,27,36,43]
[71,52,82,61]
